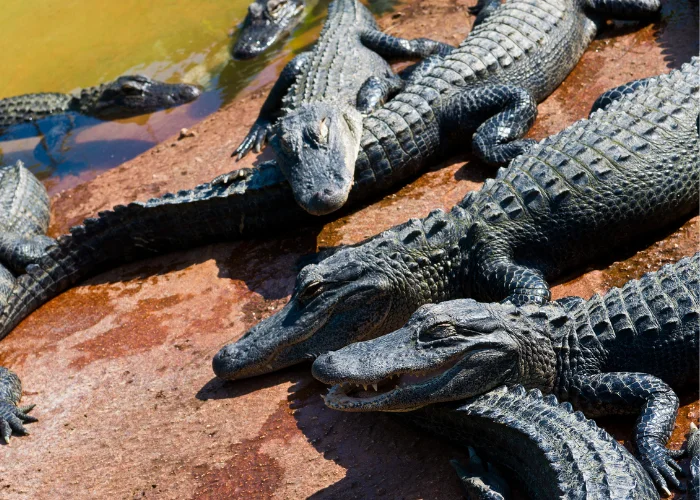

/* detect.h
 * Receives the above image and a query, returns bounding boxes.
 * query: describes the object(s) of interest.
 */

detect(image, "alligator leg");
[468,0,502,26]
[0,367,37,444]
[450,448,511,500]
[590,77,655,114]
[232,51,311,159]
[585,0,661,19]
[0,232,56,274]
[439,84,538,165]
[357,55,446,113]
[569,372,684,496]
[33,115,77,168]
[359,29,454,59]
[473,257,551,305]
[688,423,700,500]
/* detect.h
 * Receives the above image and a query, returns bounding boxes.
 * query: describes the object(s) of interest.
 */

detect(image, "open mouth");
[322,357,461,411]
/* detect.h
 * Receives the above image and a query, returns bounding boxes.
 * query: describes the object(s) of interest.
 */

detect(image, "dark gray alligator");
[0,0,668,399]
[232,0,661,216]
[232,0,452,215]
[408,385,659,499]
[0,161,52,442]
[214,59,698,410]
[0,75,201,156]
[231,0,306,60]
[313,254,700,495]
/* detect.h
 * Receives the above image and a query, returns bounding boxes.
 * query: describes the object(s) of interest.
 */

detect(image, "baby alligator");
[0,75,201,155]
[408,385,659,499]
[314,254,700,496]
[232,0,451,215]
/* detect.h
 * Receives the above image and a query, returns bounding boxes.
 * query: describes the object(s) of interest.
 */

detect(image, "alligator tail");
[0,162,310,339]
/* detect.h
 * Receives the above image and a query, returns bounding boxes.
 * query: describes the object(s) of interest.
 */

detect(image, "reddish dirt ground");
[0,0,698,498]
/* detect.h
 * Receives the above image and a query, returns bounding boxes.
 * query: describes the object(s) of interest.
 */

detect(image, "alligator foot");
[0,367,37,444]
[0,401,37,443]
[638,439,686,496]
[450,447,511,500]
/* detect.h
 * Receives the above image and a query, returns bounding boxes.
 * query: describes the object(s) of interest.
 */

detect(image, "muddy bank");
[1,0,698,497]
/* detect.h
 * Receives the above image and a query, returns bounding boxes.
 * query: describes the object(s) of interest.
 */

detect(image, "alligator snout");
[301,187,349,216]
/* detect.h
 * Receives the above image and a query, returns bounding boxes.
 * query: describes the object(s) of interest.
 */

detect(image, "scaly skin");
[409,385,659,499]
[0,75,200,133]
[314,254,700,495]
[213,60,698,391]
[231,0,305,60]
[233,0,452,215]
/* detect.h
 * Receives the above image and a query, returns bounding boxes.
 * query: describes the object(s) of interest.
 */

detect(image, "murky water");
[1,0,390,192]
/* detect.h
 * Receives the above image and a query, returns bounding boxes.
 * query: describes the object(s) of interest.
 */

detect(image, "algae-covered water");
[0,0,344,191]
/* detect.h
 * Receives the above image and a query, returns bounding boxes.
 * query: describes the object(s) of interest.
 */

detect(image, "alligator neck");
[71,84,107,116]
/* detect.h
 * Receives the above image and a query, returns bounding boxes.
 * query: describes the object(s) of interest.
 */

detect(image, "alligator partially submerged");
[314,254,700,495]
[409,385,659,499]
[0,75,201,156]
[232,0,662,216]
[231,0,305,59]
[214,59,698,405]
[232,0,452,215]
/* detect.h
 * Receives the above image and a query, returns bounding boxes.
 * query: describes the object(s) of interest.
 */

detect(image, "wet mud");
[0,0,697,497]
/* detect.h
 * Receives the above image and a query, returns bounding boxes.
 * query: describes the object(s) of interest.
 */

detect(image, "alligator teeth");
[363,385,368,391]
[372,384,378,391]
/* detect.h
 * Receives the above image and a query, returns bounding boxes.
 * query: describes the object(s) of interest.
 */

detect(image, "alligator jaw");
[320,350,511,412]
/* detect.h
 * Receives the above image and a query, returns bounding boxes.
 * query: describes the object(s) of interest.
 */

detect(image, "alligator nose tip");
[311,353,337,383]
[212,344,238,379]
[303,189,347,216]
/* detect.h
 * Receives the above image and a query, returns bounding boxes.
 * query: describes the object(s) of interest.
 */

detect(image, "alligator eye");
[419,323,457,343]
[121,84,143,96]
[297,281,324,301]
[268,0,285,14]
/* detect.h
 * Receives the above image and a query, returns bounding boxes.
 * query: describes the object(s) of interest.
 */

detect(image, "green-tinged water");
[0,0,353,192]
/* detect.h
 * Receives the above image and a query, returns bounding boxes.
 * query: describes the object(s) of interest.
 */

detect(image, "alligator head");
[77,75,201,119]
[271,103,363,215]
[213,240,418,380]
[312,299,558,411]
[231,0,304,59]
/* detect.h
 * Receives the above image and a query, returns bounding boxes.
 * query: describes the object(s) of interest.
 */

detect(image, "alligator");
[313,254,700,495]
[0,75,201,158]
[0,161,51,442]
[231,0,305,60]
[231,0,662,216]
[213,58,698,423]
[408,385,659,499]
[232,0,453,215]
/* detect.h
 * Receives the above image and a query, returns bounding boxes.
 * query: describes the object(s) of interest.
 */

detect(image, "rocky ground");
[0,0,698,498]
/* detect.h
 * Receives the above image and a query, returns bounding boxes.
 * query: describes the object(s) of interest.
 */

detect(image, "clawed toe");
[0,400,37,443]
